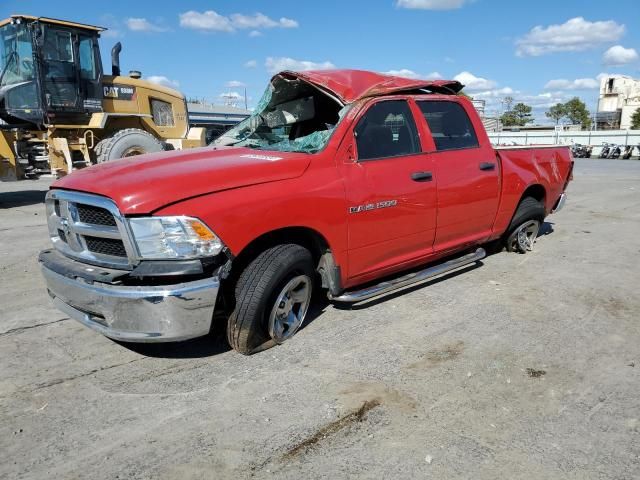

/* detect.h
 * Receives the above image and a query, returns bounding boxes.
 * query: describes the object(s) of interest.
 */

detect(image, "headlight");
[128,216,224,259]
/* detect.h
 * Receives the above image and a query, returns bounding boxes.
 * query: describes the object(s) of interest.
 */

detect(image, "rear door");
[339,98,437,280]
[415,99,500,250]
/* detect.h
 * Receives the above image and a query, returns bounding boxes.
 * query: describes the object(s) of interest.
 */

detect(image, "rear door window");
[354,100,420,161]
[417,101,479,151]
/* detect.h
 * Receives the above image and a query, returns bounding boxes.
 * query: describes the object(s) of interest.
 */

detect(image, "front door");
[340,99,437,281]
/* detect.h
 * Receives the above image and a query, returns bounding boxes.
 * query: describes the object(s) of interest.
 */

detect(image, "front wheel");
[227,244,314,355]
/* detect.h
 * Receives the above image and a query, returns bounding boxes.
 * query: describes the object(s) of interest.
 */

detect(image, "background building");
[187,103,250,143]
[596,75,640,130]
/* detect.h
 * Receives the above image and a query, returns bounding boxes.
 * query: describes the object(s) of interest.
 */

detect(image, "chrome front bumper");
[551,192,567,213]
[40,260,219,343]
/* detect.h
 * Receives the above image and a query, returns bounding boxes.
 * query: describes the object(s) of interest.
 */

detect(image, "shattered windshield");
[215,76,348,154]
[0,24,36,89]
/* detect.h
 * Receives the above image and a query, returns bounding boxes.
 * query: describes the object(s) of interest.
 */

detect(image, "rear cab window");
[354,100,420,161]
[417,100,479,151]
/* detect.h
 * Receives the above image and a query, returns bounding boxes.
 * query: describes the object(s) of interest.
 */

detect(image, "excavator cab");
[0,15,204,181]
[0,15,103,127]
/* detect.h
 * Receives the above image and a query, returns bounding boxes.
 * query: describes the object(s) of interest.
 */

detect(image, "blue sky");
[3,0,639,122]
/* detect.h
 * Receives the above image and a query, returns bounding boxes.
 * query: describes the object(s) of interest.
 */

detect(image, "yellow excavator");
[0,15,205,181]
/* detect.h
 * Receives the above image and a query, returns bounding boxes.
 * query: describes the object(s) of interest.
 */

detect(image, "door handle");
[479,162,496,171]
[411,171,433,182]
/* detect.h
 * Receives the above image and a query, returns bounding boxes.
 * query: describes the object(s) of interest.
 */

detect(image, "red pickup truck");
[39,70,573,354]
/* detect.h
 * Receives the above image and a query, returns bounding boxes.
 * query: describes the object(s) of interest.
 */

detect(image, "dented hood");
[52,147,310,214]
[280,69,463,104]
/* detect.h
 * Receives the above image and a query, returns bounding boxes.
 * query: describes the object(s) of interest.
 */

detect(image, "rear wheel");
[227,244,314,355]
[505,197,545,253]
[94,128,163,163]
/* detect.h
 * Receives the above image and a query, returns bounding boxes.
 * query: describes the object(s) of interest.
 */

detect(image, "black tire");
[94,128,164,163]
[505,197,545,253]
[227,244,314,355]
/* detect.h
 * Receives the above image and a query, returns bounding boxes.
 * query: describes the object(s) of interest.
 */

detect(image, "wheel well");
[236,226,329,262]
[521,184,546,204]
[227,227,334,286]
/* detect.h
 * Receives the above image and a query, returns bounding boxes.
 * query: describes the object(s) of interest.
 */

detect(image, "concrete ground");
[0,160,638,480]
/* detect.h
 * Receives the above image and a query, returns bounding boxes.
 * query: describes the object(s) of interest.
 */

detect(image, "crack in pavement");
[0,224,46,232]
[31,358,146,391]
[0,317,70,337]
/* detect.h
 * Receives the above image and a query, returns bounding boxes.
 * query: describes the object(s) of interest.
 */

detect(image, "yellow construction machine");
[0,15,205,180]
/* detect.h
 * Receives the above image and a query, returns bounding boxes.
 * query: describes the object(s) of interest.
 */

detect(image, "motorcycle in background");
[571,143,593,158]
[622,145,634,159]
[583,145,593,158]
[608,144,622,159]
[599,143,611,158]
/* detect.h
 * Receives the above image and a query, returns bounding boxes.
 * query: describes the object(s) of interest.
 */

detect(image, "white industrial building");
[596,75,640,130]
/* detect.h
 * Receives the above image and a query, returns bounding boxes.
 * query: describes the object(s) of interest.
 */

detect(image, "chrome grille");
[45,190,138,269]
[85,236,127,257]
[77,205,117,226]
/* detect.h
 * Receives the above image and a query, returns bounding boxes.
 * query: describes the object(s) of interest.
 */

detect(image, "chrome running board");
[329,248,486,303]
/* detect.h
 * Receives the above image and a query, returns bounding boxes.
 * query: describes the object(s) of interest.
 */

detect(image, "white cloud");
[180,10,298,32]
[230,13,298,29]
[383,69,420,79]
[226,80,246,88]
[516,17,625,56]
[382,69,443,80]
[603,45,639,66]
[244,60,258,68]
[101,29,122,39]
[453,71,496,91]
[544,78,599,90]
[179,10,234,32]
[126,18,167,33]
[520,92,572,109]
[248,30,262,38]
[396,0,468,10]
[265,57,335,74]
[473,87,516,98]
[426,71,444,80]
[278,18,299,28]
[146,75,180,89]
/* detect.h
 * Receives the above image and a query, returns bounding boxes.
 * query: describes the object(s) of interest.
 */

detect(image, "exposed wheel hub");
[268,275,312,343]
[511,220,540,253]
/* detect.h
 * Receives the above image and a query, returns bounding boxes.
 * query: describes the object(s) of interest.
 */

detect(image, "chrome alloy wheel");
[268,275,312,343]
[510,220,540,253]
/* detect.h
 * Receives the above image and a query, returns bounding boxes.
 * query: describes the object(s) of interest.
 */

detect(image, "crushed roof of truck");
[277,69,464,104]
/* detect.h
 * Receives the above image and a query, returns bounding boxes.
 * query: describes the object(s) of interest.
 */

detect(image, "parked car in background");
[39,70,573,354]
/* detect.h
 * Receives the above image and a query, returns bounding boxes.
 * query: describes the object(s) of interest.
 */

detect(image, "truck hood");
[53,147,311,214]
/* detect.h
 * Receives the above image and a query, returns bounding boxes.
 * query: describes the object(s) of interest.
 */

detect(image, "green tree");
[563,97,592,130]
[631,107,640,130]
[546,103,567,124]
[501,102,533,127]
